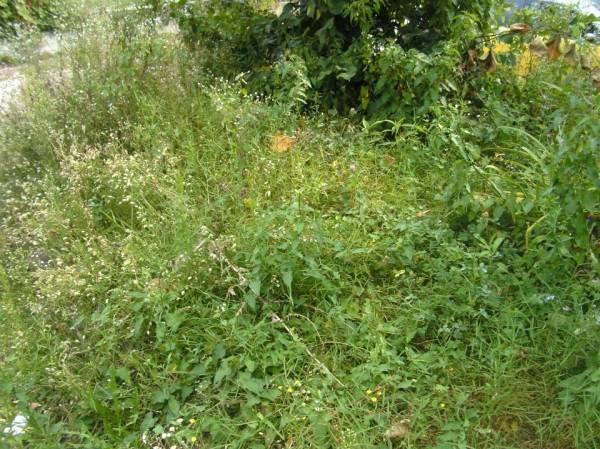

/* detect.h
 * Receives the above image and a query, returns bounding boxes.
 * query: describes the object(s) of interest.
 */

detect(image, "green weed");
[0,4,599,449]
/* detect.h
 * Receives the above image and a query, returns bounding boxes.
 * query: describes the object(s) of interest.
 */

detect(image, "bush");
[169,0,505,116]
[0,0,57,35]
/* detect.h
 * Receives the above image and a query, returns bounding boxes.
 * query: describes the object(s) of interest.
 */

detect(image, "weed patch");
[0,4,599,449]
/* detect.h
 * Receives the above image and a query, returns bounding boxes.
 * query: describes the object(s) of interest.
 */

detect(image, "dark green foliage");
[171,0,505,116]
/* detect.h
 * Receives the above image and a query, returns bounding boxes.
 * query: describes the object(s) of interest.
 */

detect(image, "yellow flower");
[189,418,196,425]
[366,389,373,395]
[277,385,283,390]
[191,436,197,443]
[376,391,382,396]
[287,386,294,393]
[440,402,446,409]
[294,380,302,387]
[370,396,378,403]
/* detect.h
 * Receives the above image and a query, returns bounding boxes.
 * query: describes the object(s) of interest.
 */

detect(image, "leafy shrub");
[167,0,506,116]
[0,0,57,35]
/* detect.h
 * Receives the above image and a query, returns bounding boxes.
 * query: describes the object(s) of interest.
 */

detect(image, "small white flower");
[3,414,27,435]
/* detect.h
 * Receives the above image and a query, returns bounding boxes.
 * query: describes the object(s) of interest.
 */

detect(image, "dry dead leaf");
[581,54,593,71]
[497,417,520,433]
[479,49,498,73]
[546,35,561,60]
[592,68,600,91]
[563,44,578,66]
[384,154,396,166]
[509,23,531,34]
[271,132,293,153]
[149,278,168,290]
[386,419,411,440]
[460,49,478,72]
[529,37,547,57]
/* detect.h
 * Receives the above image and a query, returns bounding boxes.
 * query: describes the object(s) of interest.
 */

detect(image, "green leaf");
[114,367,131,384]
[214,360,232,385]
[141,413,156,432]
[167,396,180,416]
[213,343,226,360]
[281,268,293,289]
[166,311,184,331]
[244,291,257,310]
[237,372,264,395]
[249,278,261,296]
[151,389,168,404]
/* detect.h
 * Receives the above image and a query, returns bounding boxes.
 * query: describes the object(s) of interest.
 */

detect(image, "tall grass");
[0,6,599,449]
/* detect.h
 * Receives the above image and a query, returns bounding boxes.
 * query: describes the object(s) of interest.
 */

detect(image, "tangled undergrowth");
[0,3,599,449]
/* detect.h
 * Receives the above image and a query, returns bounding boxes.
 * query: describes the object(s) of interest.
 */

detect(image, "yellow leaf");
[510,419,520,432]
[271,133,293,153]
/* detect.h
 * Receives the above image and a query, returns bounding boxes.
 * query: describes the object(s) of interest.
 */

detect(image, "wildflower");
[370,396,378,403]
[189,418,196,425]
[3,414,27,436]
[277,385,283,390]
[366,389,373,395]
[176,418,183,424]
[294,380,302,387]
[376,390,382,396]
[440,402,446,409]
[287,386,294,393]
[191,436,197,443]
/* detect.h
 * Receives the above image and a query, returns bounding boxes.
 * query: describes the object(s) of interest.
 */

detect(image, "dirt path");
[0,33,63,114]
[0,65,25,114]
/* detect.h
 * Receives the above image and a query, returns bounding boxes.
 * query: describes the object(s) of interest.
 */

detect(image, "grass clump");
[1,5,599,449]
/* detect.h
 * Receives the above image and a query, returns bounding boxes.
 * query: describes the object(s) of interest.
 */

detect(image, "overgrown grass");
[1,6,599,449]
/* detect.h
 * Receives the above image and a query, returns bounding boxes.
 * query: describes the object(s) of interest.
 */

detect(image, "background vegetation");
[0,0,57,35]
[0,1,599,448]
